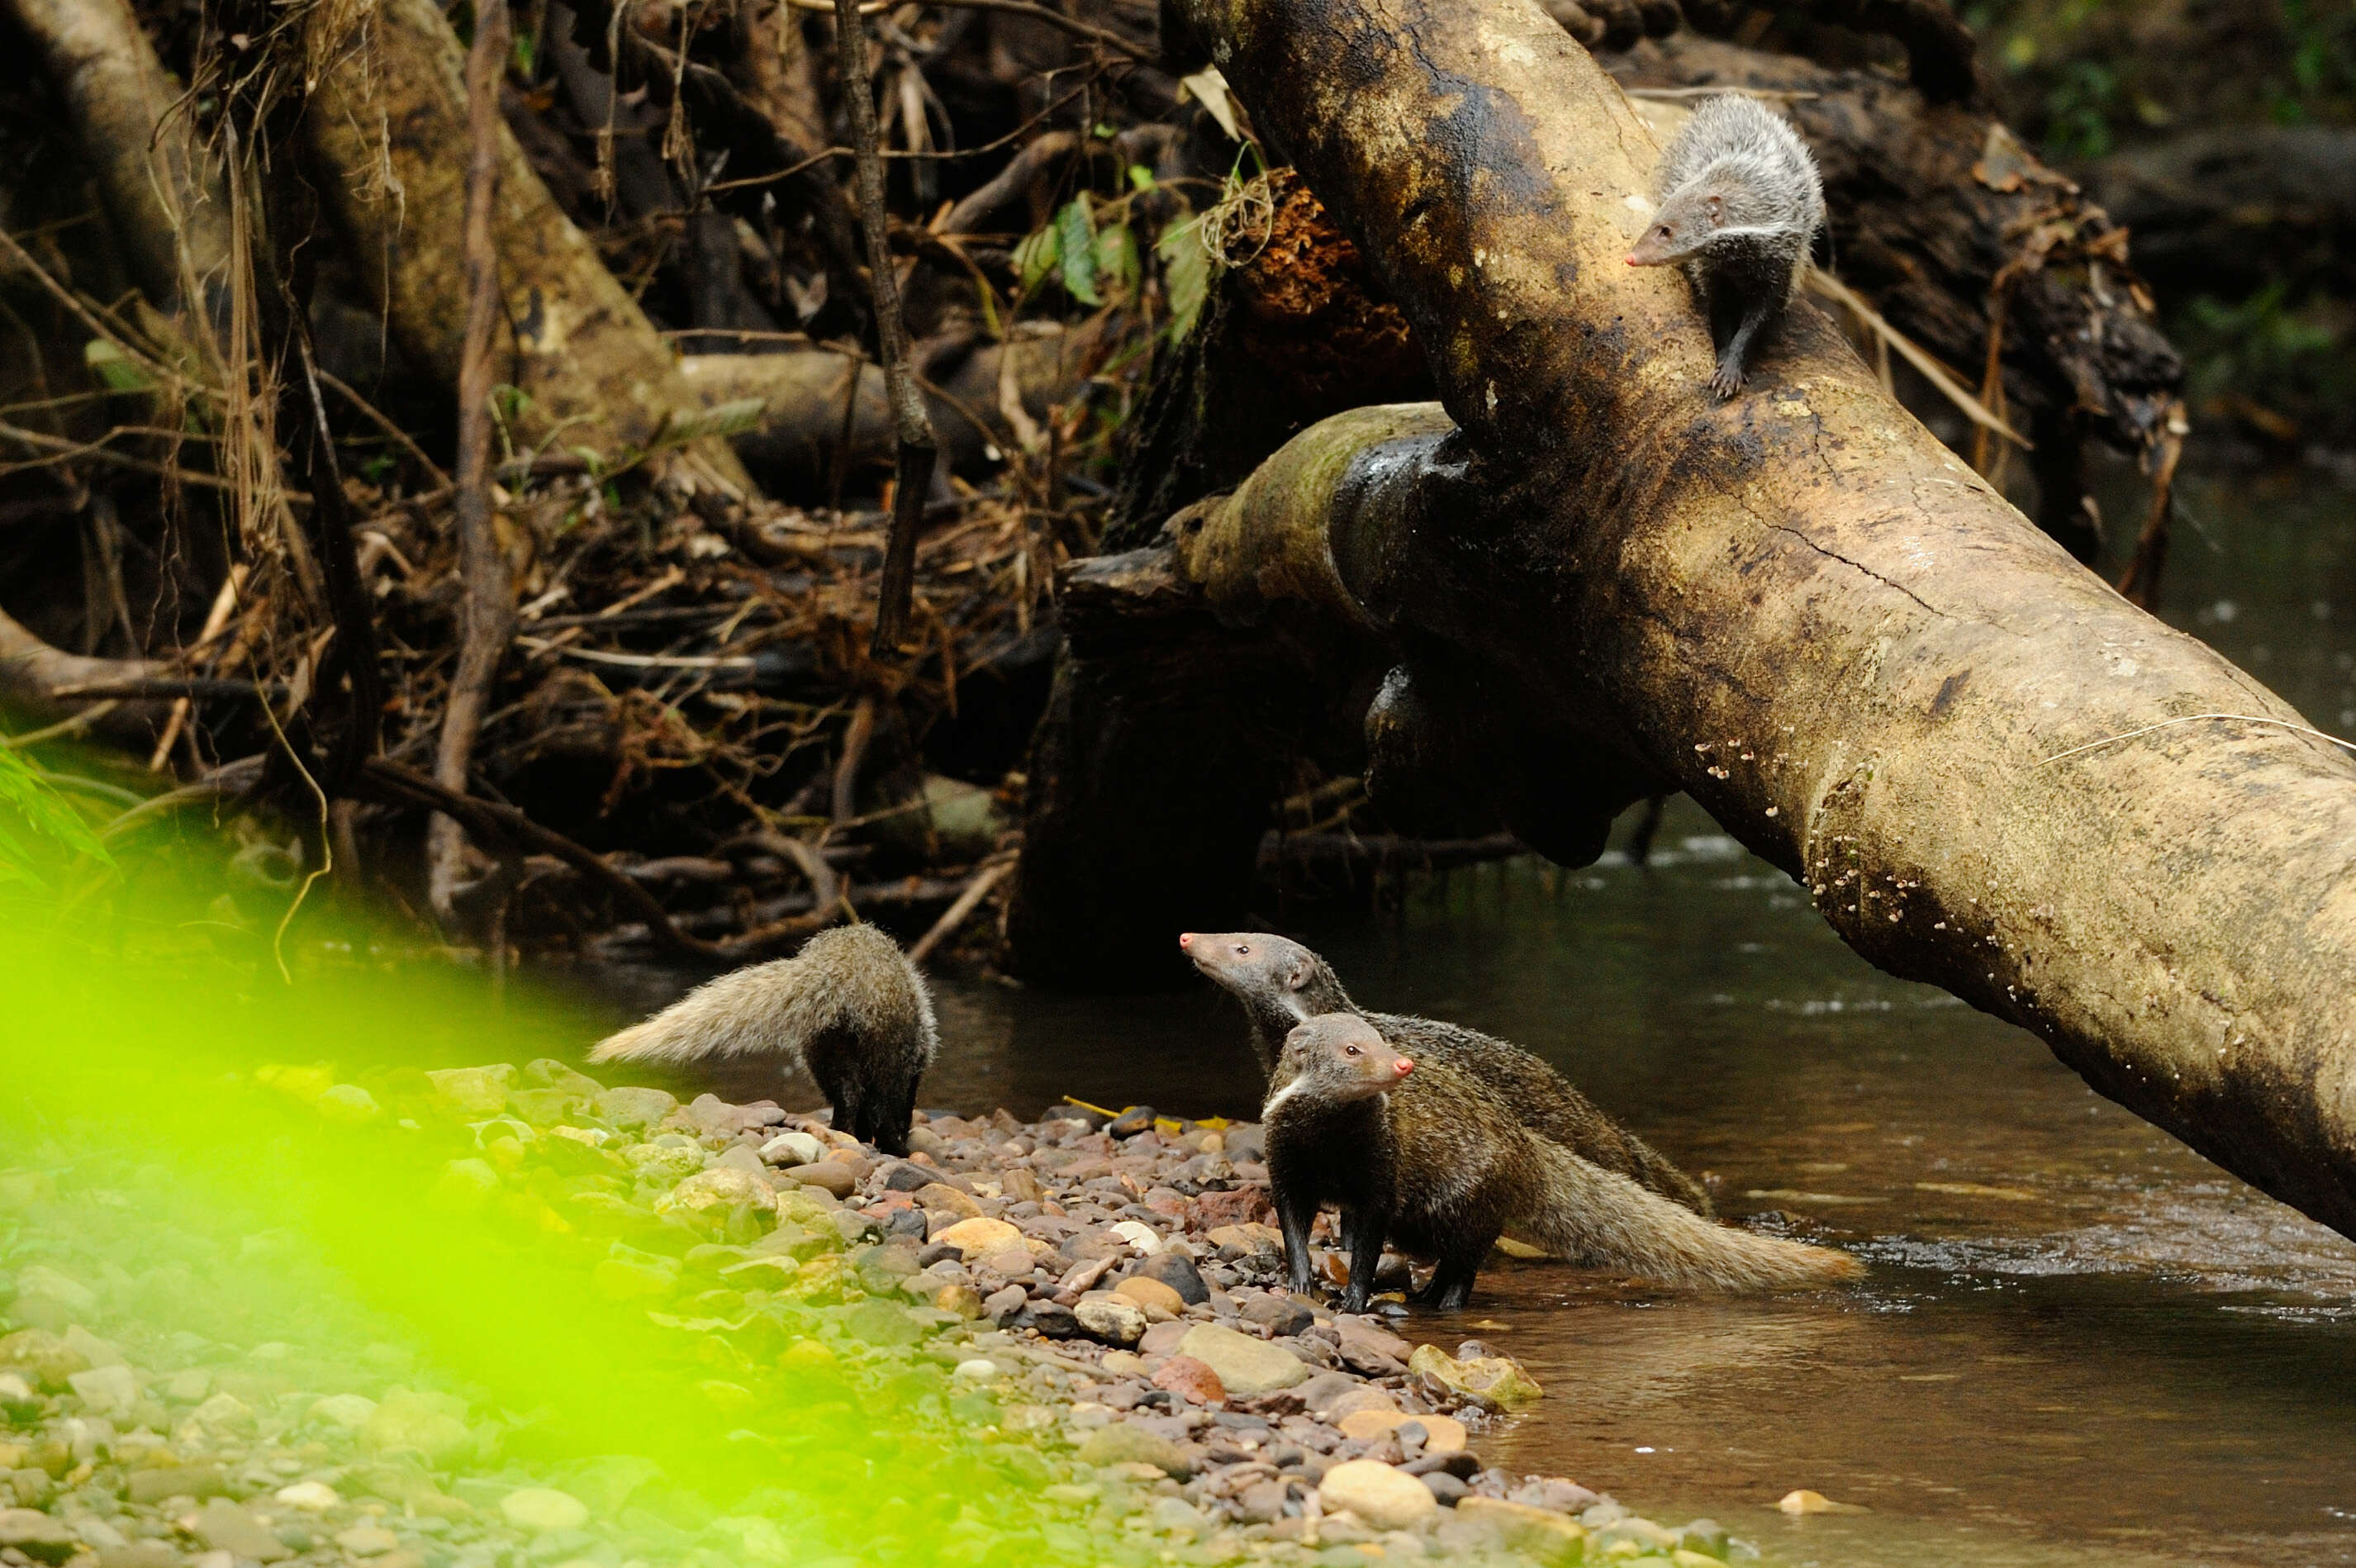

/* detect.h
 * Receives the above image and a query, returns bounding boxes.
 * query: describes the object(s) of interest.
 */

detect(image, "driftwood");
[1011,0,2356,1243]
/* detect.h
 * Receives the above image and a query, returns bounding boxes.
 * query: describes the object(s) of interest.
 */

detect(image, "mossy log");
[1009,0,2356,1241]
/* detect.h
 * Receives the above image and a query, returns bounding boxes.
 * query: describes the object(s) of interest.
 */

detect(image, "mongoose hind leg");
[803,1028,865,1147]
[1410,1233,1494,1312]
[1412,1261,1481,1312]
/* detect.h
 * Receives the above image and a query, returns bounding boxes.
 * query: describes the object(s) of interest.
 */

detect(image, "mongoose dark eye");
[1345,1045,1361,1057]
[1235,943,1251,955]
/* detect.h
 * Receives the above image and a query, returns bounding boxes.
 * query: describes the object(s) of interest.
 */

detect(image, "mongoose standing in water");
[589,924,937,1156]
[1180,930,1715,1216]
[1263,1014,1863,1311]
[1626,93,1825,399]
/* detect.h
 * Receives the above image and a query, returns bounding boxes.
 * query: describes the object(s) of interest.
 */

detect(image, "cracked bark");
[1009,0,2356,1243]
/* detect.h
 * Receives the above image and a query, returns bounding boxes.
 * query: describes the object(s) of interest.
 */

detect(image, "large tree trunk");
[1010,0,2356,1239]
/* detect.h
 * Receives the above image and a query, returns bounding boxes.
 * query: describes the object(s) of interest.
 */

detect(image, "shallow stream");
[578,455,2356,1568]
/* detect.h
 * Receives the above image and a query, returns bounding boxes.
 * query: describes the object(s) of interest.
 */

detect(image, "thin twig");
[906,856,1010,965]
[148,564,248,770]
[430,0,520,927]
[833,0,940,654]
[318,368,453,487]
[2116,401,2187,611]
[1804,270,2030,449]
[0,702,123,751]
[833,695,876,824]
[357,758,732,960]
[57,677,287,702]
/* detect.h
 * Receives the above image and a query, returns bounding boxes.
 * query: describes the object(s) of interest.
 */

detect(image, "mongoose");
[1263,1015,1863,1311]
[1179,930,1715,1217]
[588,923,937,1156]
[1625,93,1825,399]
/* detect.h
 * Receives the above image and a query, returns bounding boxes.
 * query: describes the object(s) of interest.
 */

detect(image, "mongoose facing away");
[1626,93,1825,399]
[1263,1014,1864,1311]
[589,924,937,1156]
[1179,929,1716,1217]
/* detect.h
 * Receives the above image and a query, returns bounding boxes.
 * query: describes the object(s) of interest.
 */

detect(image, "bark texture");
[1018,0,2356,1238]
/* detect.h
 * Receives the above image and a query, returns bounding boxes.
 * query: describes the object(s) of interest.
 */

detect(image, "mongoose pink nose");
[1179,932,1194,949]
[1625,255,1638,265]
[1394,1057,1414,1077]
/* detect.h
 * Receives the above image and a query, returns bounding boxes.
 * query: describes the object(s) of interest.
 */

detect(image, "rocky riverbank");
[0,1061,1746,1568]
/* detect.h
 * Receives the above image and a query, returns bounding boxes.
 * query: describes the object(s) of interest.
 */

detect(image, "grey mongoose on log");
[1180,929,1716,1216]
[1261,1014,1864,1311]
[1626,92,1826,398]
[589,923,937,1156]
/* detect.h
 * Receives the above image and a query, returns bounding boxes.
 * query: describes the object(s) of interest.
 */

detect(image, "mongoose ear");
[1703,192,1725,228]
[1285,960,1313,992]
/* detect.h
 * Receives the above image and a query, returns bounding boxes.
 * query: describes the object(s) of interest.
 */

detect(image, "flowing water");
[577,455,2356,1568]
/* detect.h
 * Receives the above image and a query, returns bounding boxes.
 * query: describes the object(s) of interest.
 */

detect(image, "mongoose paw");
[1709,363,1746,399]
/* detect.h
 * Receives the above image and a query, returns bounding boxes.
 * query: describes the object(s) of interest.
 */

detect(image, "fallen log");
[678,321,1110,492]
[1011,0,2356,1242]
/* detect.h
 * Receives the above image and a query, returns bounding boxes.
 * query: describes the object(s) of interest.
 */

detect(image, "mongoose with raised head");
[589,924,936,1156]
[1263,1014,1863,1311]
[1180,929,1714,1217]
[1626,93,1825,399]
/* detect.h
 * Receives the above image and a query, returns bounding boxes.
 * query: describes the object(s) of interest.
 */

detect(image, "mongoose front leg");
[1337,1205,1388,1314]
[1273,1182,1322,1296]
[1711,294,1779,400]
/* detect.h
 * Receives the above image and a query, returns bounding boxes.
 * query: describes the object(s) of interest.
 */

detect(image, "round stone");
[1319,1459,1440,1531]
[499,1487,590,1532]
[1337,1409,1468,1452]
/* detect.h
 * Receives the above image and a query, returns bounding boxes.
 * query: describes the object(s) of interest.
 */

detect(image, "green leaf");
[1156,216,1209,343]
[1093,222,1139,302]
[83,339,152,394]
[1128,164,1154,193]
[1057,197,1100,306]
[0,746,112,893]
[1013,223,1061,294]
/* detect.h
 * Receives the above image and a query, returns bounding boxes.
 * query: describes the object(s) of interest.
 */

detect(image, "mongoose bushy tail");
[1265,1015,1860,1311]
[1180,929,1716,1217]
[589,924,937,1156]
[1516,1134,1864,1292]
[1626,93,1825,398]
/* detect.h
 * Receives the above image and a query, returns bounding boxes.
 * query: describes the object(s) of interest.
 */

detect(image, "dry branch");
[830,0,940,654]
[428,0,520,925]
